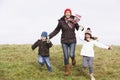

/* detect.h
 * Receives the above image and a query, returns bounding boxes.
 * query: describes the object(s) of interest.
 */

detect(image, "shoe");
[40,65,44,71]
[91,76,95,80]
[64,64,70,76]
[41,65,44,69]
[72,57,76,65]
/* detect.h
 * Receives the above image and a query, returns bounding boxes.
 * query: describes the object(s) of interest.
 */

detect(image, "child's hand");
[47,37,50,43]
[108,46,112,50]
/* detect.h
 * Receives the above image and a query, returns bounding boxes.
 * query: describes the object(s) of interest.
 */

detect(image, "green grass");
[0,44,120,80]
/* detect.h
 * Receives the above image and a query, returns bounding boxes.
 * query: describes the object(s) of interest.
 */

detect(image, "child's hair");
[84,33,92,41]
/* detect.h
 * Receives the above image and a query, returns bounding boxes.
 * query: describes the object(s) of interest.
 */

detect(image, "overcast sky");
[0,0,120,45]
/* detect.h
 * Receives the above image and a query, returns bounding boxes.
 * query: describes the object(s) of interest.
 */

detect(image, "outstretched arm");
[94,41,110,49]
[31,40,39,50]
[49,21,61,39]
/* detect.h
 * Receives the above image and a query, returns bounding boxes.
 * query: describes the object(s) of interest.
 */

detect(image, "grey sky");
[0,0,120,45]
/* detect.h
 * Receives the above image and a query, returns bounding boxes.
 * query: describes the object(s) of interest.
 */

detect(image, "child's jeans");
[38,55,52,72]
[82,56,94,74]
[62,43,76,65]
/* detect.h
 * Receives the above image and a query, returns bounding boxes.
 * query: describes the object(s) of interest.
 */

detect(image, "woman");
[49,8,81,76]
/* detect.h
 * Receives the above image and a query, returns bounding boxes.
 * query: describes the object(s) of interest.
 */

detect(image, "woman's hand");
[79,25,84,31]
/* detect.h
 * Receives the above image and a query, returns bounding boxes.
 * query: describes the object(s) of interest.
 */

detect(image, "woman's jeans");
[62,43,76,65]
[38,55,52,72]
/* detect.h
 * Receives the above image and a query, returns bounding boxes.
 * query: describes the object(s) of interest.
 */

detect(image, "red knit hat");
[64,8,72,15]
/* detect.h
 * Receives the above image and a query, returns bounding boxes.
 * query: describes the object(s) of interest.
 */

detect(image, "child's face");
[85,34,91,41]
[41,36,47,41]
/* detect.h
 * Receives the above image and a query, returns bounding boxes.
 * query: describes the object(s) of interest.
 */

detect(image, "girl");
[78,26,111,80]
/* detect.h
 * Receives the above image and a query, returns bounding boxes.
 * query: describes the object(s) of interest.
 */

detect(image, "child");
[78,27,111,80]
[32,31,53,72]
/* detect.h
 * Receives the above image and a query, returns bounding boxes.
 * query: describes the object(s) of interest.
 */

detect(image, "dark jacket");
[49,15,79,44]
[32,40,53,57]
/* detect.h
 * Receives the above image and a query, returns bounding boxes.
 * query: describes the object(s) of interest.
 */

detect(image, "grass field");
[0,44,120,80]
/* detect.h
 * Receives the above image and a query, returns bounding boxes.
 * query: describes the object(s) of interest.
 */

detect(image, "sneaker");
[40,65,44,71]
[41,65,44,69]
[91,76,95,80]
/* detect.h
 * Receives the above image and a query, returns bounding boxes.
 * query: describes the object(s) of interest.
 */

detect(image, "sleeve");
[47,41,53,48]
[94,41,109,49]
[49,21,61,39]
[78,29,85,41]
[74,23,80,30]
[31,40,39,50]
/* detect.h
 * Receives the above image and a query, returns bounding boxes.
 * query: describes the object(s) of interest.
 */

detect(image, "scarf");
[65,14,81,29]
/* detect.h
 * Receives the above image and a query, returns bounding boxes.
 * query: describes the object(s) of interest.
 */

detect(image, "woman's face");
[65,11,71,18]
[85,34,91,41]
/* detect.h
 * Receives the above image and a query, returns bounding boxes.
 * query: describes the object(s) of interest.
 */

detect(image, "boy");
[32,31,53,72]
